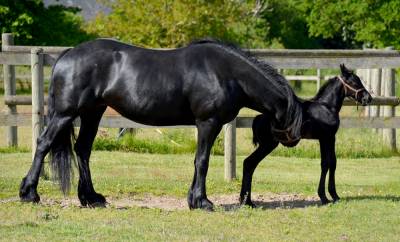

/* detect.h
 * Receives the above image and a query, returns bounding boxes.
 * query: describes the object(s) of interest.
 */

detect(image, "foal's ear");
[340,64,352,77]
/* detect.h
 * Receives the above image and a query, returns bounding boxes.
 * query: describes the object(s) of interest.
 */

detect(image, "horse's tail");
[47,48,76,194]
[252,114,269,147]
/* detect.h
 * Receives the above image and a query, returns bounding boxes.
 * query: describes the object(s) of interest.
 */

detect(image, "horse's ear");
[340,64,351,77]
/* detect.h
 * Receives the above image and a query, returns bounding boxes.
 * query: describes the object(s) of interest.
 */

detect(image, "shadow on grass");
[220,199,322,211]
[342,195,400,202]
[219,195,400,211]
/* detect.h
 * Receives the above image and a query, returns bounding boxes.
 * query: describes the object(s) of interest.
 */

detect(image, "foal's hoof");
[320,199,331,205]
[79,192,107,208]
[332,196,341,203]
[239,196,257,208]
[240,200,257,208]
[19,177,40,203]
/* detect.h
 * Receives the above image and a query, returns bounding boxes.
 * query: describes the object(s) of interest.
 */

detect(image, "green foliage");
[302,0,400,49]
[257,0,322,48]
[0,146,29,153]
[0,0,95,45]
[86,0,266,48]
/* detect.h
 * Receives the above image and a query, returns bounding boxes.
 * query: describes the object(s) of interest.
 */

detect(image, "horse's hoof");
[79,192,107,208]
[19,177,40,203]
[188,197,214,211]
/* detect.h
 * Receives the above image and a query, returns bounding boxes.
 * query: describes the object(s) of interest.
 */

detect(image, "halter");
[338,75,365,100]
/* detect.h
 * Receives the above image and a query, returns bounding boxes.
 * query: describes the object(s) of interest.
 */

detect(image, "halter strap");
[338,76,365,100]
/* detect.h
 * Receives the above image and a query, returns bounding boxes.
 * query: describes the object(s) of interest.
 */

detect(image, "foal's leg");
[20,115,74,202]
[240,140,278,207]
[326,138,340,202]
[188,118,222,210]
[318,138,336,204]
[74,107,106,207]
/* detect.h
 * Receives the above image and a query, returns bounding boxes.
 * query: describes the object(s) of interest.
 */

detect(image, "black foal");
[240,64,372,206]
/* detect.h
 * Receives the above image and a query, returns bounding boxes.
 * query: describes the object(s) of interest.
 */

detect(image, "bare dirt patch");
[2,193,321,211]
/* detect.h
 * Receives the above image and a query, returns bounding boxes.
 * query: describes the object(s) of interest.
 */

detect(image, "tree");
[0,0,94,45]
[85,0,267,48]
[301,0,400,49]
[256,0,321,49]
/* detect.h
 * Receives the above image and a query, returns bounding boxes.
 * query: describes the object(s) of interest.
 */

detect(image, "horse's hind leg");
[20,115,75,202]
[188,118,222,210]
[324,138,340,202]
[318,138,337,204]
[74,107,106,207]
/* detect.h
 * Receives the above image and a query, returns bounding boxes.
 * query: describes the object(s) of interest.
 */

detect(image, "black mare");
[240,64,372,206]
[19,39,303,210]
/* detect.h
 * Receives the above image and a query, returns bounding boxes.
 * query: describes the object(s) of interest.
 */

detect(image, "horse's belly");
[108,99,195,126]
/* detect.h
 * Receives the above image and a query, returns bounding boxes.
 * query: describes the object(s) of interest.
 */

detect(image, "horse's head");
[339,64,372,106]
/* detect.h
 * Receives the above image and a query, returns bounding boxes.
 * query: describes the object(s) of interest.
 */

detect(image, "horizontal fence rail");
[2,114,400,129]
[2,46,400,68]
[4,95,400,107]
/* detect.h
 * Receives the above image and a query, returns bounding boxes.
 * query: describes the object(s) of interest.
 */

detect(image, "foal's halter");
[338,75,365,100]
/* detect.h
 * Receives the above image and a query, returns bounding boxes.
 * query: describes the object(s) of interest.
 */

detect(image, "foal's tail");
[252,114,270,147]
[47,48,76,194]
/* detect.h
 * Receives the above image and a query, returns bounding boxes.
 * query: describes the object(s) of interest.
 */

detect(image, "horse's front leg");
[188,118,222,211]
[318,138,336,204]
[240,141,278,207]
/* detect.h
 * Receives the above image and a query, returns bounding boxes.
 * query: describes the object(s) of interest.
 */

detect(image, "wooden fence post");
[380,69,386,119]
[364,69,372,117]
[370,69,382,117]
[2,33,17,146]
[382,48,397,151]
[316,69,321,91]
[31,48,44,159]
[224,119,236,181]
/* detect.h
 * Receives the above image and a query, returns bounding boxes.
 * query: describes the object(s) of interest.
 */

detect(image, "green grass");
[0,152,400,241]
[0,152,399,241]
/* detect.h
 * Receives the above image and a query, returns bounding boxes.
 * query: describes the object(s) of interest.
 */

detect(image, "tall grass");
[93,128,224,155]
[91,127,398,159]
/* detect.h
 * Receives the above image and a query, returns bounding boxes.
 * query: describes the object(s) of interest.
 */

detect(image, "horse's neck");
[314,78,345,112]
[238,71,292,113]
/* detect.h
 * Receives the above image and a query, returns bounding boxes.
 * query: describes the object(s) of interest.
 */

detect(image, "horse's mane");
[189,39,289,91]
[190,39,303,140]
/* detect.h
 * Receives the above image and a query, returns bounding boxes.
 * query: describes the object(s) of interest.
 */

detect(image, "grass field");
[1,152,399,241]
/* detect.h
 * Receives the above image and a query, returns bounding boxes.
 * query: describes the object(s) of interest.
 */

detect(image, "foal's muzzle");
[359,91,373,106]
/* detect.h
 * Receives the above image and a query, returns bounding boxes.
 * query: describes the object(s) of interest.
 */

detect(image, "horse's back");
[51,40,244,125]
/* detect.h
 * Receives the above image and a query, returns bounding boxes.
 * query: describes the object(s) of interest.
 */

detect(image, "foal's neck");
[313,77,345,112]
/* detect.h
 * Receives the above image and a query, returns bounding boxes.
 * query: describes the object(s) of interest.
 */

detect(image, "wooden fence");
[1,33,399,180]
